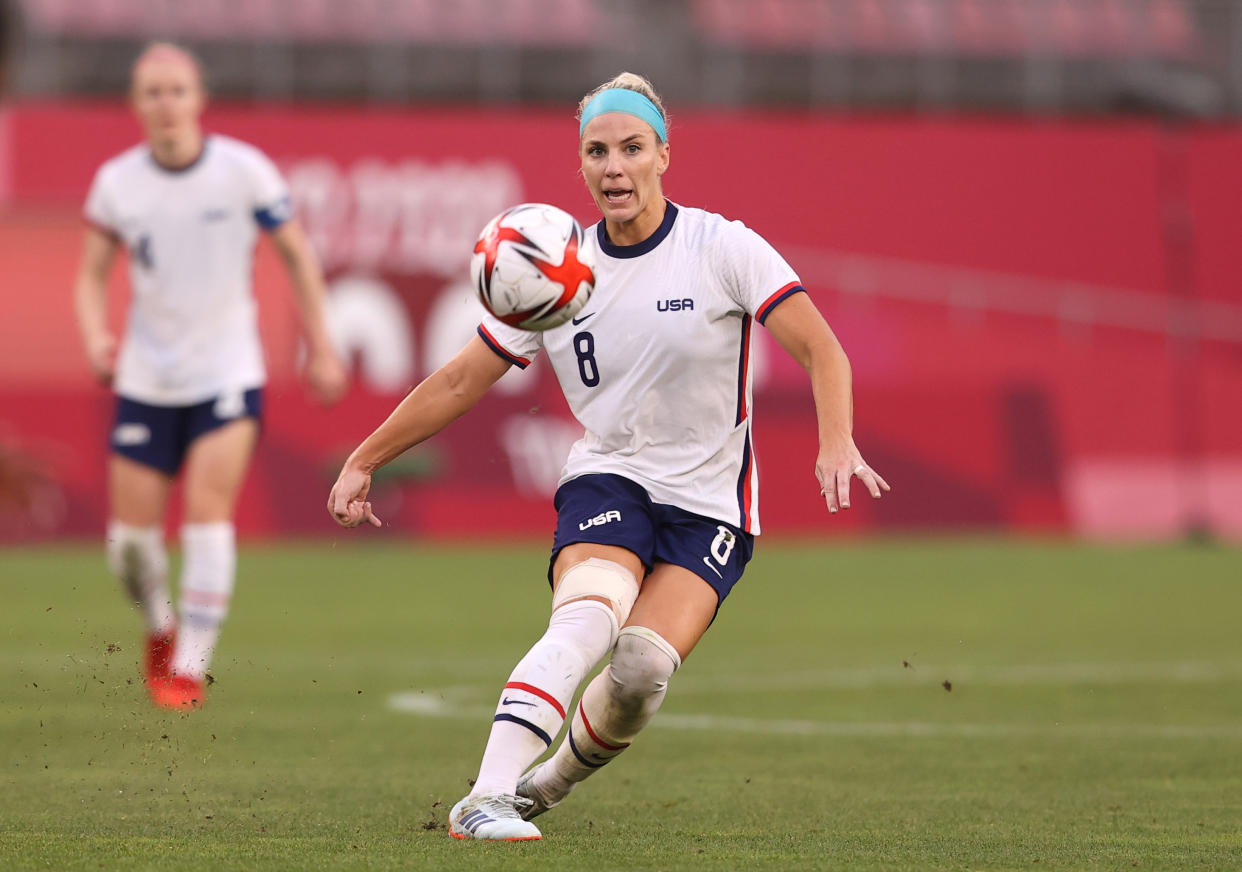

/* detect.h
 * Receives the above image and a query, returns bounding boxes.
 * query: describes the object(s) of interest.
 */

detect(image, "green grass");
[2,539,1241,871]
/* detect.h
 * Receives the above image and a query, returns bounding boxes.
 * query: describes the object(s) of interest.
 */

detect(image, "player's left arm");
[268,219,347,405]
[763,293,890,514]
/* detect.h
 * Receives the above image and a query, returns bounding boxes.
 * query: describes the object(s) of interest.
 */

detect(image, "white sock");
[170,522,236,680]
[105,521,174,634]
[536,626,680,799]
[469,599,618,798]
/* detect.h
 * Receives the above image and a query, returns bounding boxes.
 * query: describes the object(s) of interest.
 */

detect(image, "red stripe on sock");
[183,591,231,606]
[504,682,566,719]
[578,700,629,751]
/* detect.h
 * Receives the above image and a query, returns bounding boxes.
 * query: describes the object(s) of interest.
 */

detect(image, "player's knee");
[607,626,681,705]
[553,557,640,631]
[106,521,166,579]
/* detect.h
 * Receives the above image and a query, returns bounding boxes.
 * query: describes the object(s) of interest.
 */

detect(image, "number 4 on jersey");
[134,234,154,270]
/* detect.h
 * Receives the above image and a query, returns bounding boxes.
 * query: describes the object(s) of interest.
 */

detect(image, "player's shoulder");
[672,203,757,246]
[206,134,276,169]
[671,203,768,262]
[94,142,153,182]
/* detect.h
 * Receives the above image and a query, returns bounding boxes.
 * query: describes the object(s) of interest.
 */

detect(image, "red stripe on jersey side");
[756,282,805,324]
[745,436,754,531]
[504,682,566,719]
[735,313,756,531]
[476,325,531,369]
[579,700,629,750]
[738,429,754,532]
[735,314,752,426]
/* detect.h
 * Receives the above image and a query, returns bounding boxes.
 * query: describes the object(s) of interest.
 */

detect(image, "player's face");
[131,59,204,145]
[580,113,670,238]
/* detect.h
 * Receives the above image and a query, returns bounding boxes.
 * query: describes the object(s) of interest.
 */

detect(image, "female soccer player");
[328,72,888,840]
[76,43,346,710]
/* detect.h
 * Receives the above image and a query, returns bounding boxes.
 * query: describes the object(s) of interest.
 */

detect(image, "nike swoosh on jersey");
[501,697,537,707]
[571,312,596,325]
[702,557,723,579]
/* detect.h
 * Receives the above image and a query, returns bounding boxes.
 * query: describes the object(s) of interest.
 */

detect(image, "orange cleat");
[145,630,176,683]
[150,674,205,710]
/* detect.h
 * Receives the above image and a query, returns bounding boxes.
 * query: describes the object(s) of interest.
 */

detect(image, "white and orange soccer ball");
[470,203,596,331]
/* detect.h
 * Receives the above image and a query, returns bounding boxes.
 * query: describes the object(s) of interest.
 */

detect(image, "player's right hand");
[85,331,117,386]
[328,464,383,528]
[306,347,348,406]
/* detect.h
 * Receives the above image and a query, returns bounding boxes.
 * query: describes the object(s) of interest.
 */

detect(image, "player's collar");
[149,135,210,175]
[596,200,678,259]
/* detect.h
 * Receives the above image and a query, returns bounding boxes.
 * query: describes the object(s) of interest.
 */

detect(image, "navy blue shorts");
[549,473,755,605]
[110,388,263,475]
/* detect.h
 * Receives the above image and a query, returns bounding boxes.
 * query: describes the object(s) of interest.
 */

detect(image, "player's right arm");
[327,336,512,528]
[73,226,121,386]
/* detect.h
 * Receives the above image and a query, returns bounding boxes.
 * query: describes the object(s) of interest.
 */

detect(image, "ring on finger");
[853,464,867,475]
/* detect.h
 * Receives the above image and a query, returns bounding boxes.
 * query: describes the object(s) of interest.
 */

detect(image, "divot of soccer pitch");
[388,686,487,716]
[386,687,1242,741]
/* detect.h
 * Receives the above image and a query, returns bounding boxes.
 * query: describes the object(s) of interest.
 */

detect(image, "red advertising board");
[1,102,1239,541]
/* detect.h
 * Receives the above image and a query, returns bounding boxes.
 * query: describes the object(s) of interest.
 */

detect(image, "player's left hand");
[306,348,348,405]
[815,437,890,515]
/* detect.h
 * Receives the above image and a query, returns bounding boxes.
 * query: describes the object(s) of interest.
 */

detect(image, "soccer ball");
[471,203,596,331]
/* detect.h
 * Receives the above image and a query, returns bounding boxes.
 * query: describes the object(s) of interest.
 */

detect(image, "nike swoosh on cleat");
[702,557,723,579]
[571,312,596,325]
[501,697,537,707]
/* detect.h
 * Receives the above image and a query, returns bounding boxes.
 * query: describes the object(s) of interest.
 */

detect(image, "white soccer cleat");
[515,762,573,820]
[449,794,542,841]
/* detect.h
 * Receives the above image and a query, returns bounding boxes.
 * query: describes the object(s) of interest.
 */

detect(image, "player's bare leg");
[450,543,642,841]
[518,562,714,818]
[154,417,258,709]
[107,455,176,687]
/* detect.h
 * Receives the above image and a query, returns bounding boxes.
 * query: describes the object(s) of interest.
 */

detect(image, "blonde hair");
[130,41,206,92]
[577,72,669,139]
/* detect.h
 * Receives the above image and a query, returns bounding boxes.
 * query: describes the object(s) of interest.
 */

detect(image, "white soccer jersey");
[479,202,804,534]
[84,134,293,405]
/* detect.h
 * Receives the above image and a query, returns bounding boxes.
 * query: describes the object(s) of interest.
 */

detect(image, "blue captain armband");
[253,195,292,230]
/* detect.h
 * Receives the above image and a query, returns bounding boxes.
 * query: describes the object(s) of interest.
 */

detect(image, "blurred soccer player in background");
[329,71,888,840]
[74,42,347,710]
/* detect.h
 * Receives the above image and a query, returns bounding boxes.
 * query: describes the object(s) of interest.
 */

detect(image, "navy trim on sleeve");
[476,325,531,369]
[756,283,806,325]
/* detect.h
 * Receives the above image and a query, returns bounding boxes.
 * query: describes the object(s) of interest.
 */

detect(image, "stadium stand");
[10,0,1240,114]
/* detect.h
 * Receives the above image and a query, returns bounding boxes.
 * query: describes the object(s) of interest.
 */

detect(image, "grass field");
[2,539,1240,871]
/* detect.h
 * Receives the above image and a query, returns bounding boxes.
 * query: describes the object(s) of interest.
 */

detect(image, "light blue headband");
[579,88,667,142]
